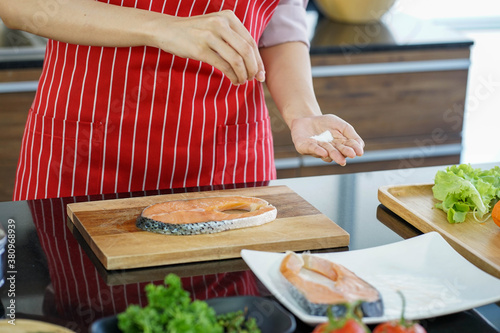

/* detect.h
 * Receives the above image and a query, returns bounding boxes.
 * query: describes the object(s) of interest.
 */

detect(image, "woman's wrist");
[280,100,322,129]
[142,12,177,50]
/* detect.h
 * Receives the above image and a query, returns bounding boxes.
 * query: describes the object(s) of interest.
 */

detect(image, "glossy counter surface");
[0,163,498,332]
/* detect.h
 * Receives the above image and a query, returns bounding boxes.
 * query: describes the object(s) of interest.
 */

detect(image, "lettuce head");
[432,164,500,223]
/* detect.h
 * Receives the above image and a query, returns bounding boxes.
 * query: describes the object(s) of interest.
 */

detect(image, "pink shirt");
[260,0,310,48]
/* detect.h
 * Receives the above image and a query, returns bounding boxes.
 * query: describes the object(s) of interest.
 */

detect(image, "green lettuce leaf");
[117,274,261,333]
[432,164,500,223]
[118,274,223,333]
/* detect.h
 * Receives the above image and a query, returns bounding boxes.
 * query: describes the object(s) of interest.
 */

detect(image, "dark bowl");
[90,296,296,333]
[207,296,296,333]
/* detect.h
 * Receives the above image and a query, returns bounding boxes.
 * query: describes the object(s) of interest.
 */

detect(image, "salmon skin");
[136,196,277,235]
[280,251,383,317]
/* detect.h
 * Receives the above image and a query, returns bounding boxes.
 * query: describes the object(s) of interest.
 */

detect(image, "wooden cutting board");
[0,319,74,333]
[67,185,349,270]
[378,183,500,279]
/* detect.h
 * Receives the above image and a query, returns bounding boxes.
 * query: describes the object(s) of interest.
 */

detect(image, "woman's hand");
[152,10,265,85]
[260,42,364,167]
[291,114,365,166]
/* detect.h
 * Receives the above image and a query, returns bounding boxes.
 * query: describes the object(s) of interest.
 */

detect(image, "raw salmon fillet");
[280,251,383,317]
[136,196,277,235]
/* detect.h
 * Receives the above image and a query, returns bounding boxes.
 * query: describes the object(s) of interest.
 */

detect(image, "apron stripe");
[100,46,118,194]
[142,48,161,189]
[59,45,80,197]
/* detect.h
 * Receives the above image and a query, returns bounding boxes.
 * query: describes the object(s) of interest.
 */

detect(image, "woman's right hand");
[151,10,265,85]
[0,1,264,85]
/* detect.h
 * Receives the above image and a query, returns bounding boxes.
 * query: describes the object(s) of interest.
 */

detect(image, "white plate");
[241,232,500,326]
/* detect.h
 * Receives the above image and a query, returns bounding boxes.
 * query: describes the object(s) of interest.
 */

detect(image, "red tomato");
[492,200,500,228]
[373,321,427,333]
[373,291,427,333]
[312,318,368,333]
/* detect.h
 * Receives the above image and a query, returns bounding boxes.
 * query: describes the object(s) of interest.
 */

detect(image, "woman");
[0,0,364,201]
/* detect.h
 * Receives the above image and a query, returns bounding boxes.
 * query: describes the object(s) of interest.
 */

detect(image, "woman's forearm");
[0,0,166,48]
[260,41,322,127]
[261,41,364,165]
[0,0,264,84]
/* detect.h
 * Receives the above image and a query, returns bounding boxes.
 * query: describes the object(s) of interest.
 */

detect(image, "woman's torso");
[14,0,278,200]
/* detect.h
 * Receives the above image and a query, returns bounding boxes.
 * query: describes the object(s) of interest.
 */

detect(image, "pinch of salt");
[310,130,333,143]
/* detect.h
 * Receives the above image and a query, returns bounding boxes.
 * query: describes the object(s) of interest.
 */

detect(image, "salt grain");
[310,130,333,143]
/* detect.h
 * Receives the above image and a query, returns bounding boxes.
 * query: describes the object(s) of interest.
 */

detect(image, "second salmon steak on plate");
[280,251,384,317]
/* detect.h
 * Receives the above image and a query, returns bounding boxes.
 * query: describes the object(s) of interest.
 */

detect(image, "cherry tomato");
[312,318,368,333]
[373,321,426,333]
[492,200,500,228]
[374,291,427,333]
[312,302,369,333]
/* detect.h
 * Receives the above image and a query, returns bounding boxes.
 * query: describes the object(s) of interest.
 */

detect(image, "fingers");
[289,108,365,167]
[296,140,347,166]
[341,124,365,156]
[201,42,246,84]
[222,11,265,80]
[207,28,261,84]
[177,11,264,85]
[296,134,365,167]
[319,138,359,166]
[320,123,365,164]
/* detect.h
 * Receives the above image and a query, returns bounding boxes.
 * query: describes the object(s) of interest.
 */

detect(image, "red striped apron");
[14,0,278,201]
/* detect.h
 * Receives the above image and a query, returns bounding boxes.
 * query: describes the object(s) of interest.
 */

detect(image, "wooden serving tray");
[67,185,349,270]
[378,183,500,278]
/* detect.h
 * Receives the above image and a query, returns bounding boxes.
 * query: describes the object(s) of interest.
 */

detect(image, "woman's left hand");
[259,41,364,166]
[290,114,365,166]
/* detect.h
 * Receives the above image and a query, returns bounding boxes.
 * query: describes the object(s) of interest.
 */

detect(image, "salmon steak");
[280,251,383,317]
[136,196,277,235]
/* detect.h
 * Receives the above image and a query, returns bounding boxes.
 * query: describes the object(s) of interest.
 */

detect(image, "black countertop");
[0,163,499,332]
[0,7,473,70]
[307,5,473,55]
